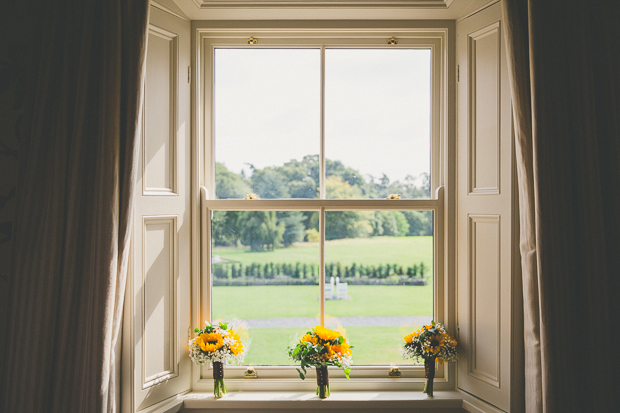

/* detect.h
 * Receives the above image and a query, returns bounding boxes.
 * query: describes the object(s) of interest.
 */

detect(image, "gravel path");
[244,315,433,329]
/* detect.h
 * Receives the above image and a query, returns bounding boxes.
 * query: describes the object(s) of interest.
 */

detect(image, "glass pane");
[324,210,434,365]
[325,49,431,199]
[214,49,320,199]
[211,210,320,365]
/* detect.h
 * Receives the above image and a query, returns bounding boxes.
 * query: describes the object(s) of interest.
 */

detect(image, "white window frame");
[193,24,454,392]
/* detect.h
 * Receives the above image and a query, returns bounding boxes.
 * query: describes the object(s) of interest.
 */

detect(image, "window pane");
[214,49,320,199]
[211,210,320,365]
[325,49,431,199]
[324,210,434,365]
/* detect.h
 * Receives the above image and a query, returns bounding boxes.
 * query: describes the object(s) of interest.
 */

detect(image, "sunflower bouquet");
[402,321,458,397]
[189,321,247,398]
[287,326,353,398]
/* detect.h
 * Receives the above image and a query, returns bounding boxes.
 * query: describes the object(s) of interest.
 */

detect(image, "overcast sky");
[214,48,431,184]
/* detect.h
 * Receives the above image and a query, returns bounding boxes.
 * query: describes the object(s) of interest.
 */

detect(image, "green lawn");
[212,237,433,366]
[213,284,433,319]
[213,284,432,366]
[212,236,433,269]
[238,326,423,366]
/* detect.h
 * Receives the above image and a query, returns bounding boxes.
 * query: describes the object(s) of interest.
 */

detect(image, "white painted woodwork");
[457,2,516,411]
[144,26,177,195]
[170,0,494,21]
[143,217,177,384]
[468,22,500,195]
[196,26,452,388]
[128,6,192,412]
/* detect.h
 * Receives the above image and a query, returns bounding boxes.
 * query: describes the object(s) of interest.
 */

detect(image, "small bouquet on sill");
[287,326,353,399]
[189,321,247,399]
[401,321,458,397]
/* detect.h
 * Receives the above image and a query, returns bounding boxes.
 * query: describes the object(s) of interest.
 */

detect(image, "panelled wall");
[125,6,193,413]
[457,3,522,412]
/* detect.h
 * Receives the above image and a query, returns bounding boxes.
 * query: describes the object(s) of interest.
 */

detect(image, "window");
[197,27,448,390]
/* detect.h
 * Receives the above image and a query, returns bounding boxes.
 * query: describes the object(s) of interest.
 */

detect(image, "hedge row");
[212,261,430,281]
[212,274,428,287]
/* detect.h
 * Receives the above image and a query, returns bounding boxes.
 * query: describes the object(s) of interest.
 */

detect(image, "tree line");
[214,155,432,251]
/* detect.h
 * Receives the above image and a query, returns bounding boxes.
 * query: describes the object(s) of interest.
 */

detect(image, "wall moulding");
[191,0,454,9]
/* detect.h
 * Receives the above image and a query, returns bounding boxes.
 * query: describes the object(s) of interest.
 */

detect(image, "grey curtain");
[4,1,149,412]
[502,1,620,412]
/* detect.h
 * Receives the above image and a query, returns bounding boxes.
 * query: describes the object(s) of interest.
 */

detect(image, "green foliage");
[277,211,307,247]
[239,211,285,252]
[212,210,242,246]
[305,228,319,242]
[215,162,252,199]
[402,210,433,236]
[251,167,290,199]
[212,156,429,247]
[326,210,373,240]
[371,211,410,237]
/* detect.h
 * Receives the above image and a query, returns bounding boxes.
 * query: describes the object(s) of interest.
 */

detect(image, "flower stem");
[423,378,434,397]
[423,357,436,397]
[316,366,330,399]
[213,361,226,399]
[317,384,330,399]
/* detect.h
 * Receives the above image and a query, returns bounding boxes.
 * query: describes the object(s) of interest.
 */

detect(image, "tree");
[251,167,290,199]
[215,162,252,199]
[371,211,410,237]
[277,211,306,247]
[212,210,242,246]
[239,211,285,251]
[402,210,433,236]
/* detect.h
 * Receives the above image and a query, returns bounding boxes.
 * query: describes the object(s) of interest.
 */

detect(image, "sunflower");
[196,332,224,352]
[302,333,318,345]
[332,342,352,357]
[423,333,445,355]
[315,326,341,342]
[321,343,336,360]
[404,330,420,343]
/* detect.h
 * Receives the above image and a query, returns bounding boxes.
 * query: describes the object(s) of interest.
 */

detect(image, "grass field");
[213,284,433,365]
[211,237,433,366]
[213,284,433,319]
[212,236,433,268]
[239,326,423,365]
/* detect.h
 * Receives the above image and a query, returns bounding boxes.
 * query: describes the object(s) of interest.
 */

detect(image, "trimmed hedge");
[212,261,430,286]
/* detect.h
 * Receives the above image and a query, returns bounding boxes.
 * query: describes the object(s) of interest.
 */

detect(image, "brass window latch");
[388,37,397,45]
[248,36,258,45]
[244,367,258,378]
[389,367,402,377]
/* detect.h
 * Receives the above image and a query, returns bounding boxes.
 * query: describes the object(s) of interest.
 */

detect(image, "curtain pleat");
[4,1,149,412]
[503,0,620,411]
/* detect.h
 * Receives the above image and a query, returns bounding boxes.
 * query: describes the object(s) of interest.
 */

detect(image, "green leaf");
[194,327,200,333]
[344,368,351,379]
[296,368,306,380]
[338,336,344,344]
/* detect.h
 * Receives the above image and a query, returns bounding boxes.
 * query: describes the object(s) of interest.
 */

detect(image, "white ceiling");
[160,0,498,21]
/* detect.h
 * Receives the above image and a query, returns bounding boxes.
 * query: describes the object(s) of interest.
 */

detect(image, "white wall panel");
[126,6,192,412]
[144,26,177,195]
[143,217,178,386]
[468,214,500,386]
[468,23,500,195]
[457,2,521,411]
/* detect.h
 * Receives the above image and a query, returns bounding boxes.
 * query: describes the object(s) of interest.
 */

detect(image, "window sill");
[180,391,466,412]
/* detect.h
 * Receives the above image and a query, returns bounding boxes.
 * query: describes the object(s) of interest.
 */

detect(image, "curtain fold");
[502,0,620,412]
[4,1,149,412]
